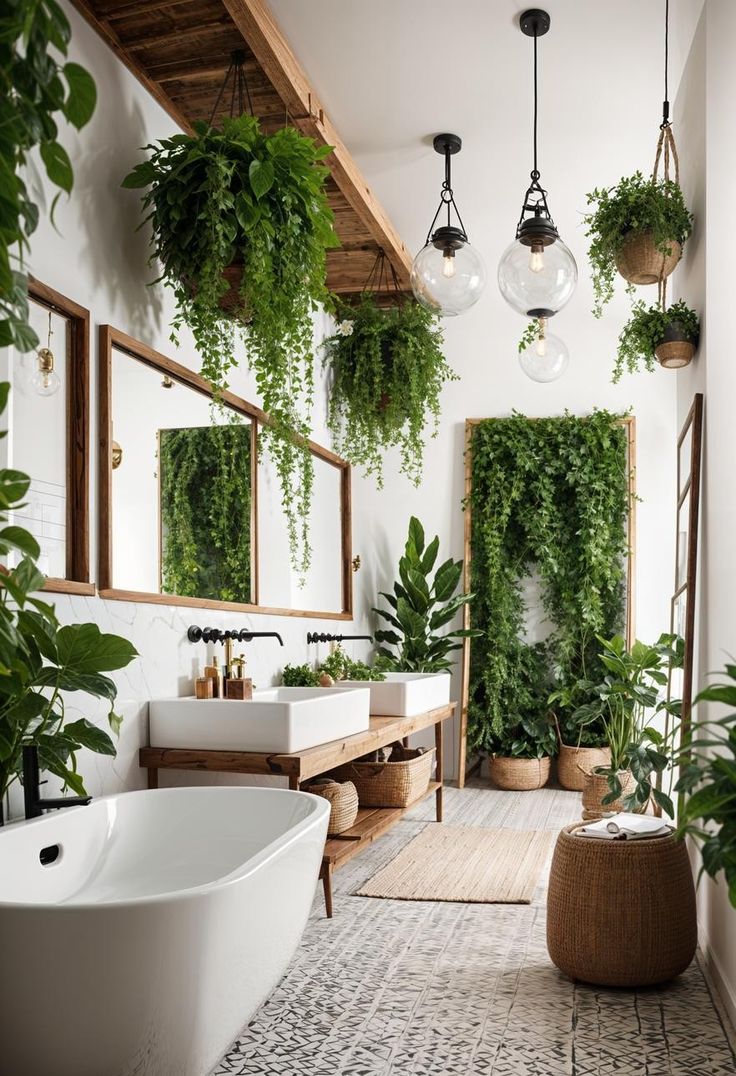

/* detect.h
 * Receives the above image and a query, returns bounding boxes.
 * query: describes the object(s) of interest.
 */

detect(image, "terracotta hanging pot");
[614,230,681,286]
[655,321,698,370]
[185,262,248,319]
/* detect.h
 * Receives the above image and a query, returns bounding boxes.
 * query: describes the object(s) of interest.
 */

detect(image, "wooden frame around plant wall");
[456,414,637,788]
[26,277,94,596]
[98,326,353,620]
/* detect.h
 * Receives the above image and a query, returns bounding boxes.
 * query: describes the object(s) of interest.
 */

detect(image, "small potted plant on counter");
[584,171,693,316]
[614,299,699,382]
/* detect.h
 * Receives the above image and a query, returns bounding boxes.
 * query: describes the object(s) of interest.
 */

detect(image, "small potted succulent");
[584,172,693,316]
[614,299,699,382]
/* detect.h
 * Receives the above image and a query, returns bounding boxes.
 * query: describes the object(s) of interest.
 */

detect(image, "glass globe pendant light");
[411,133,486,316]
[498,9,577,321]
[518,316,569,382]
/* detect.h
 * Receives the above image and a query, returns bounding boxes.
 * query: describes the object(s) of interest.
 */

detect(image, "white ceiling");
[269,0,703,262]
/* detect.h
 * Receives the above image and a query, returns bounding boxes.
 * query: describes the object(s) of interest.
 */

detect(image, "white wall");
[5,1,683,818]
[675,0,736,1025]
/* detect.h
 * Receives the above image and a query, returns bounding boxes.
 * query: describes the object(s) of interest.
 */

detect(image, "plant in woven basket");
[122,115,338,575]
[1,1,96,351]
[676,663,736,906]
[323,295,456,487]
[584,172,693,317]
[488,705,558,761]
[373,516,480,673]
[614,300,699,383]
[571,633,683,815]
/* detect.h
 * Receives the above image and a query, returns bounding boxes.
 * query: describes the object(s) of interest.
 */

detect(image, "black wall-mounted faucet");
[187,625,284,646]
[306,632,373,645]
[23,746,92,820]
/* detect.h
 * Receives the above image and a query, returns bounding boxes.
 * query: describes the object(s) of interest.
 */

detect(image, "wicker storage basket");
[614,230,681,285]
[331,746,435,808]
[557,744,611,792]
[547,823,697,987]
[581,770,636,819]
[488,755,551,791]
[306,778,359,835]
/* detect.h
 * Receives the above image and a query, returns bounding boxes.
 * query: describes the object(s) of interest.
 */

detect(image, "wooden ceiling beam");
[221,0,412,289]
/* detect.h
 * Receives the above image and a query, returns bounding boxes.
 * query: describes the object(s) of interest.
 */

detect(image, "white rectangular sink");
[338,673,451,717]
[149,686,371,753]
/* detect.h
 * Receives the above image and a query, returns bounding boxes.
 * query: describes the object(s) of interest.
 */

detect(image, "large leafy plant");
[467,413,630,756]
[123,116,338,575]
[1,0,96,350]
[323,296,456,487]
[614,299,699,383]
[0,384,136,815]
[584,172,693,317]
[373,516,479,673]
[571,633,683,815]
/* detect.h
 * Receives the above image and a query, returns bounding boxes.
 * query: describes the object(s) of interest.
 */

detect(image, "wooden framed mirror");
[1,278,92,595]
[98,326,353,619]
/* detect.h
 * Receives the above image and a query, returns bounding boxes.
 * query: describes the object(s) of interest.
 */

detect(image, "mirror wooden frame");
[457,414,637,787]
[98,326,353,619]
[26,277,93,596]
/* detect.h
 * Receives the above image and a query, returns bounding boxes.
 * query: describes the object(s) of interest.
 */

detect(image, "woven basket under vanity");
[306,778,359,835]
[331,745,435,809]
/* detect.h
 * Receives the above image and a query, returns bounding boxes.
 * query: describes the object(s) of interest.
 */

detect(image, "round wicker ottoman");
[546,824,697,988]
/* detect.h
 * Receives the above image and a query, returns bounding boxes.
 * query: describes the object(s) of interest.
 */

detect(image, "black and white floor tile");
[212,784,736,1076]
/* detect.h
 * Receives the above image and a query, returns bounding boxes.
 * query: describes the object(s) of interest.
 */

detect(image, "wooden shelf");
[324,782,441,867]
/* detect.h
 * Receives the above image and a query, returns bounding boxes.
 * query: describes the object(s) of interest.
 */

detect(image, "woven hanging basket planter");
[655,322,698,369]
[547,823,697,987]
[614,230,681,286]
[581,769,636,820]
[557,744,611,793]
[306,778,359,835]
[488,755,551,791]
[184,262,249,320]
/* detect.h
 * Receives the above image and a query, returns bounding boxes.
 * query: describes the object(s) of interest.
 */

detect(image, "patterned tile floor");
[212,784,736,1076]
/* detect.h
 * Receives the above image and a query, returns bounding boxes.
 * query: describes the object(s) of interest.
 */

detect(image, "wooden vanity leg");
[147,768,159,790]
[288,775,300,791]
[322,863,334,919]
[434,721,444,823]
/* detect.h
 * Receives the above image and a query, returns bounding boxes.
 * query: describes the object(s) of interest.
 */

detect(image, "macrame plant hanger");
[208,49,254,126]
[652,0,679,312]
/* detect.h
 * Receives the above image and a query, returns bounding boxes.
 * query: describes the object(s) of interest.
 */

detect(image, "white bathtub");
[0,786,329,1076]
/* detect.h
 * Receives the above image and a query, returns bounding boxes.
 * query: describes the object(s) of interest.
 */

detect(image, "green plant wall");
[159,423,251,603]
[467,411,630,756]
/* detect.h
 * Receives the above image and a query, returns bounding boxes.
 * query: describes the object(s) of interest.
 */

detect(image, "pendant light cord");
[531,29,539,180]
[661,0,670,127]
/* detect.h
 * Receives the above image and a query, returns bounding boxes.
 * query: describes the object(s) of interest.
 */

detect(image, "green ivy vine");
[159,423,251,604]
[467,411,630,757]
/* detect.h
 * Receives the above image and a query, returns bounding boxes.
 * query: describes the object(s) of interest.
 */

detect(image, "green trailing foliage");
[323,297,457,487]
[122,115,338,576]
[0,383,136,806]
[0,0,96,350]
[281,646,383,687]
[467,413,629,758]
[676,663,736,905]
[614,299,699,383]
[570,633,683,815]
[159,423,252,604]
[584,172,693,317]
[373,516,480,674]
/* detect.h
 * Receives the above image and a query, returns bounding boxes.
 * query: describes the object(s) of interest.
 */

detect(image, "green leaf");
[39,140,73,193]
[63,718,116,756]
[652,787,675,818]
[248,158,274,200]
[62,62,96,129]
[0,525,40,560]
[56,623,138,673]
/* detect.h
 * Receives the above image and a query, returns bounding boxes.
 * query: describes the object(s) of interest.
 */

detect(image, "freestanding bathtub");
[0,786,329,1076]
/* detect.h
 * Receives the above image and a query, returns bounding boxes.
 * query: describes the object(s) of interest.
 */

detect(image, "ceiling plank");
[221,0,412,288]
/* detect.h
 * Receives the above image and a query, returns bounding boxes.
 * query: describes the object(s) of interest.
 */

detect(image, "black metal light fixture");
[497,9,577,326]
[411,134,485,317]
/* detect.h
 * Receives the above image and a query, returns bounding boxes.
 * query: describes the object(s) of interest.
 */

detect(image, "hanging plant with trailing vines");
[159,423,252,604]
[467,411,630,756]
[123,93,338,576]
[323,259,456,487]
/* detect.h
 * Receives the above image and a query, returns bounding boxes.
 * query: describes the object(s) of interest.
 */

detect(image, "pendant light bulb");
[442,251,456,278]
[33,315,61,397]
[536,318,547,357]
[519,321,568,383]
[529,244,545,273]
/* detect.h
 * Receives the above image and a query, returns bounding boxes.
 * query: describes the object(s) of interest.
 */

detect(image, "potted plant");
[486,711,557,791]
[373,516,480,673]
[122,115,338,575]
[0,384,137,821]
[548,680,611,792]
[571,633,682,819]
[614,299,699,382]
[281,650,384,688]
[323,297,457,488]
[584,172,693,316]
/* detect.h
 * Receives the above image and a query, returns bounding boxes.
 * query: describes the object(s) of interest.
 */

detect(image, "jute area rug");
[356,824,554,904]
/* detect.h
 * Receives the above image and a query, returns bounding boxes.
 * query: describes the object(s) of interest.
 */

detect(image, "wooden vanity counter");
[139,703,455,917]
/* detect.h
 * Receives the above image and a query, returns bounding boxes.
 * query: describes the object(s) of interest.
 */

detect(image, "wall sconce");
[161,375,174,389]
[112,441,123,469]
[33,312,60,397]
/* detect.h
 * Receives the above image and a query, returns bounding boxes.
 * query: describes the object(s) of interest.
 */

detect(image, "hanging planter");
[323,253,457,487]
[614,299,699,382]
[122,52,338,575]
[614,228,681,286]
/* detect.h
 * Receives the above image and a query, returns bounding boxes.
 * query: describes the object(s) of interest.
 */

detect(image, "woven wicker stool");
[546,823,697,988]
